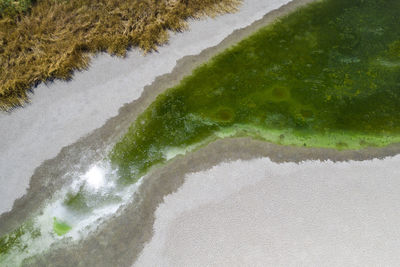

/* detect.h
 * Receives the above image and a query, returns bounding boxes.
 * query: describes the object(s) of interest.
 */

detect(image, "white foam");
[82,166,106,191]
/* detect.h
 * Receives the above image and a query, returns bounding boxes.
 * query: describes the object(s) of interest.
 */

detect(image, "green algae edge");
[110,0,400,183]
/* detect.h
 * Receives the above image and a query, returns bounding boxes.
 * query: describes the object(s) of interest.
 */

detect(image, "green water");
[110,0,400,183]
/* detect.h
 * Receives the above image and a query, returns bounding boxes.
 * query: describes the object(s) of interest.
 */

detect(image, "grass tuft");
[0,0,33,18]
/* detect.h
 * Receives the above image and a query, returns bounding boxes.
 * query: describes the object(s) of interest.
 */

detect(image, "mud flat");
[0,0,301,214]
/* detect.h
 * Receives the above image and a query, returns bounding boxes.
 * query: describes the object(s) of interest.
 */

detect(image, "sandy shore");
[135,155,400,266]
[0,0,297,215]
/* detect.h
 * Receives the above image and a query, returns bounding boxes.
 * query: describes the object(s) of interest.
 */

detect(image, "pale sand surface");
[136,156,400,266]
[0,0,293,214]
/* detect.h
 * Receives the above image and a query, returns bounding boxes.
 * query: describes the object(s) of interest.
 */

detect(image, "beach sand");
[135,155,400,266]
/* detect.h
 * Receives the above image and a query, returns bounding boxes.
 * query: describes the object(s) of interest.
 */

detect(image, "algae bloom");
[111,0,400,182]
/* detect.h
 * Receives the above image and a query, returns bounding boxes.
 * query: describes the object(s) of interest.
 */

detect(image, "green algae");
[111,0,400,182]
[0,221,40,263]
[63,187,123,212]
[53,218,71,236]
[64,191,92,213]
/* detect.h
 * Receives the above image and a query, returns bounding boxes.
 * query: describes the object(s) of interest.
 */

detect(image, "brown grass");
[0,0,241,110]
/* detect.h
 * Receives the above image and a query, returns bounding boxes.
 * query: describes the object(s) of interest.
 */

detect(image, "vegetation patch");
[0,221,40,257]
[0,0,241,110]
[0,0,32,18]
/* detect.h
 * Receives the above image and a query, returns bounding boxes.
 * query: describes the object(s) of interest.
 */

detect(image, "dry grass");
[0,0,241,110]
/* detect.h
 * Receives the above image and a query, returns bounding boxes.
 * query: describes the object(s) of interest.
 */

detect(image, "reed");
[0,0,241,110]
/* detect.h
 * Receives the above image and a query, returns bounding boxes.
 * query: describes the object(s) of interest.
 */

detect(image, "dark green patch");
[216,108,234,122]
[64,186,123,213]
[207,106,235,123]
[0,0,32,18]
[271,86,290,101]
[336,141,349,150]
[300,109,314,119]
[64,189,92,213]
